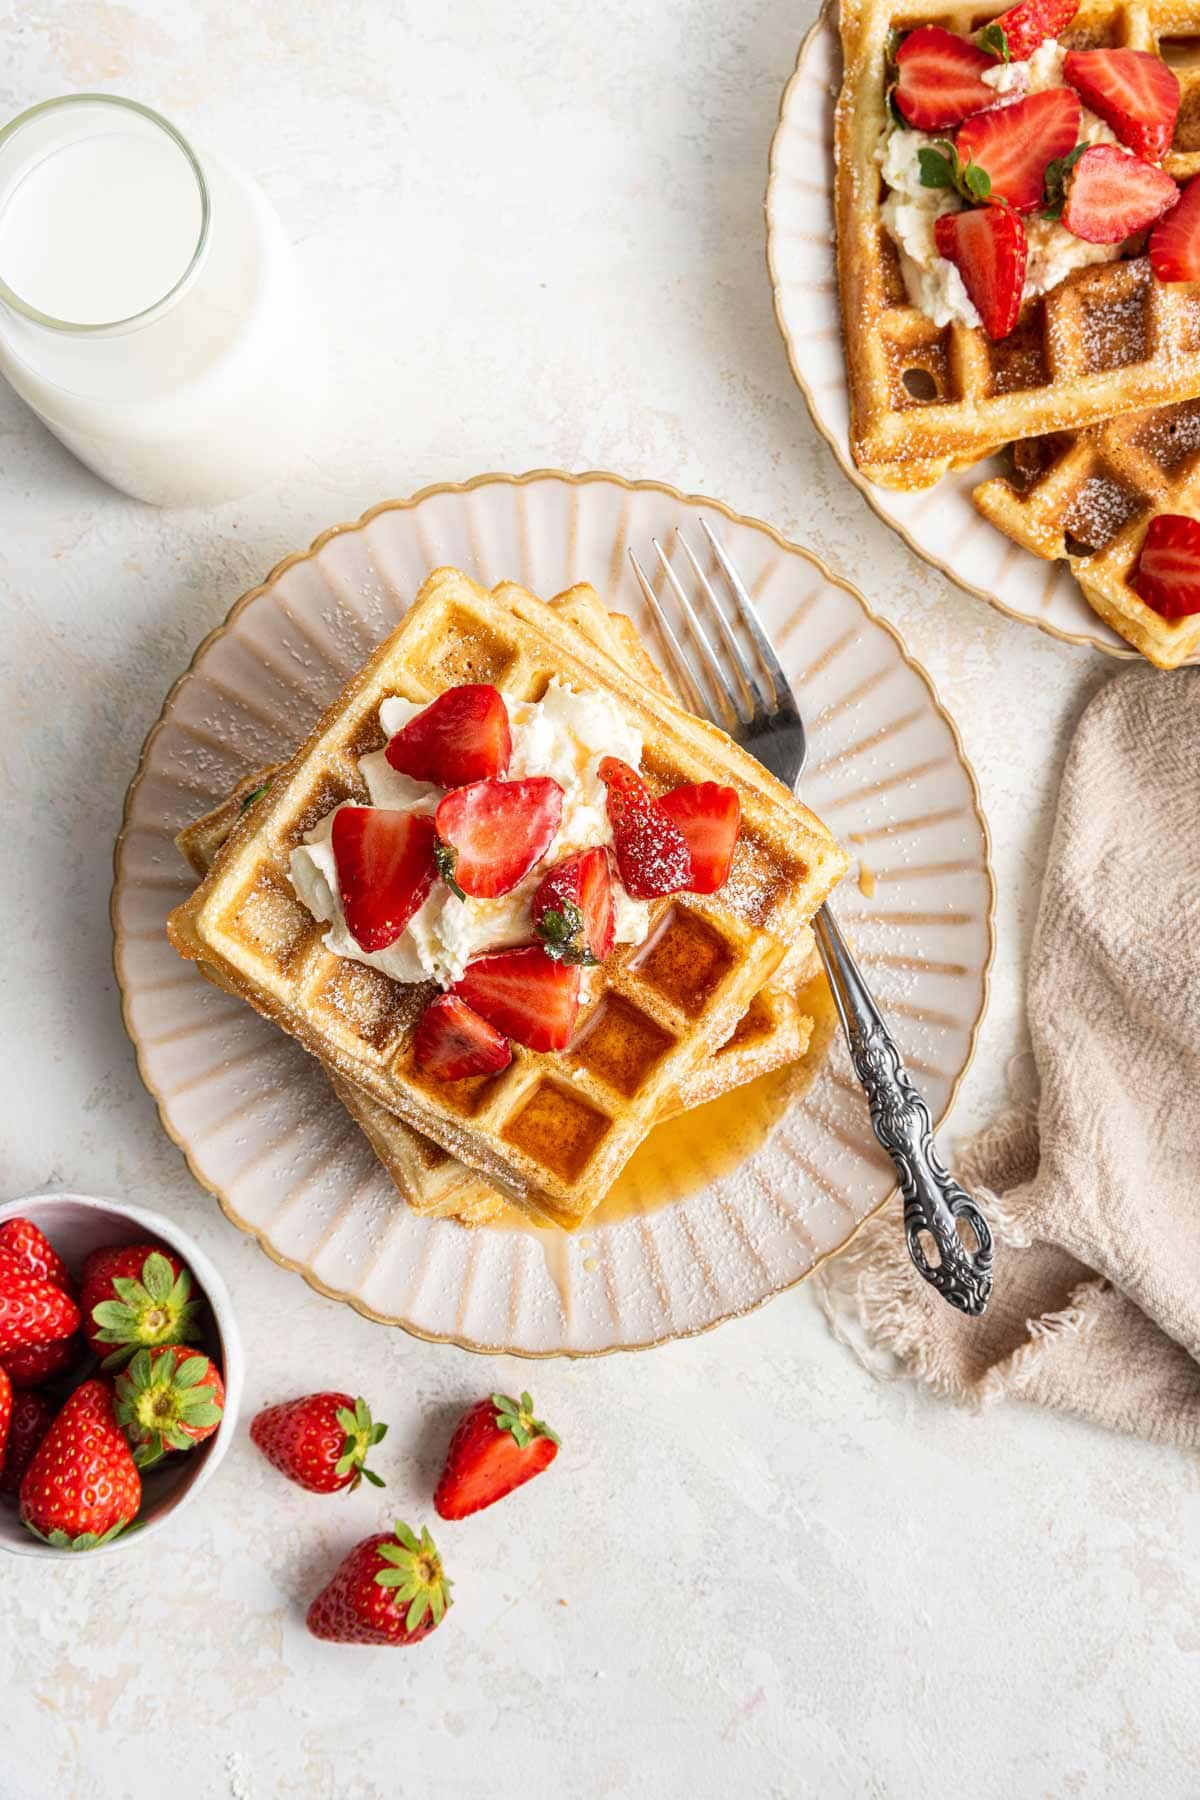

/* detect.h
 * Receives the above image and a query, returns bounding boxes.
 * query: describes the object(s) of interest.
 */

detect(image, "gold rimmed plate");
[112,470,994,1356]
[766,10,1200,665]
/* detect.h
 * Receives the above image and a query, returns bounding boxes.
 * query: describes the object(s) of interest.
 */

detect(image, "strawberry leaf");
[978,21,1009,61]
[434,838,466,902]
[1042,143,1086,221]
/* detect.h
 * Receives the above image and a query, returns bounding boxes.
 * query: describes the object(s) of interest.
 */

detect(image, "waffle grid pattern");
[836,0,1200,491]
[973,396,1200,663]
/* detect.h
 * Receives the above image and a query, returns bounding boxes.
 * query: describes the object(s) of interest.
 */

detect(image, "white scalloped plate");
[766,11,1200,665]
[113,471,993,1356]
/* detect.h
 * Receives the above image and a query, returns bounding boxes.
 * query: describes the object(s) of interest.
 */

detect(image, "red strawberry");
[0,1248,80,1358]
[1131,514,1200,618]
[657,783,742,895]
[532,848,616,965]
[1150,174,1200,280]
[451,946,581,1053]
[0,1364,10,1476]
[893,26,998,131]
[1059,144,1178,243]
[331,807,437,953]
[0,1389,54,1498]
[20,1379,141,1550]
[114,1346,225,1469]
[598,756,692,899]
[251,1392,388,1494]
[434,777,563,900]
[956,88,1081,212]
[0,1218,72,1292]
[1064,49,1180,163]
[413,994,513,1081]
[934,204,1027,339]
[384,685,512,787]
[3,1334,81,1389]
[978,0,1079,63]
[434,1391,560,1521]
[307,1521,452,1645]
[81,1242,201,1368]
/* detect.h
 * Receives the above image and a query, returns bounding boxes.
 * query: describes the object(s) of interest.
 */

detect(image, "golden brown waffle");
[169,568,847,1228]
[177,592,821,1227]
[973,398,1200,665]
[836,0,1200,491]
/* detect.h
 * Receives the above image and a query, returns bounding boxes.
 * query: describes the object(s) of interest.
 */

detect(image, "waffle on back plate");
[836,0,1200,491]
[973,398,1200,665]
[178,588,820,1228]
[168,568,847,1229]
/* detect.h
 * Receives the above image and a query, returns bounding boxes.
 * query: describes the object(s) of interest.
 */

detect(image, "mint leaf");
[1043,143,1086,220]
[918,143,959,191]
[978,21,1009,61]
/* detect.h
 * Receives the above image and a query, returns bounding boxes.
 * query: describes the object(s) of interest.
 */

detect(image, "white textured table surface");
[1,3,1195,1797]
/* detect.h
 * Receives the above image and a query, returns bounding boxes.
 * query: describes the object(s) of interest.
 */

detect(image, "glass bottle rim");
[0,93,211,336]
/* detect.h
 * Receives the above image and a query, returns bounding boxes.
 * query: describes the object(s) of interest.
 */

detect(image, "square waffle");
[168,568,847,1229]
[836,0,1200,491]
[177,590,820,1228]
[973,397,1200,664]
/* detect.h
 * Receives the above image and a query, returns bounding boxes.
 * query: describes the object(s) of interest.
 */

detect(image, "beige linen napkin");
[817,665,1200,1446]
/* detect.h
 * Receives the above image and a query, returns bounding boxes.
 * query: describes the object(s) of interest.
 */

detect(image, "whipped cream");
[879,40,1123,330]
[289,680,652,987]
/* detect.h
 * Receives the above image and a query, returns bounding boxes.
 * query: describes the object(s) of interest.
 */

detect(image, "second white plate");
[766,11,1199,664]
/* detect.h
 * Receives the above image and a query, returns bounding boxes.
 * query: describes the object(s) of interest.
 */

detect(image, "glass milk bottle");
[0,95,327,507]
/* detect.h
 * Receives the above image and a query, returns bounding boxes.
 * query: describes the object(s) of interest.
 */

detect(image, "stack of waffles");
[835,0,1200,665]
[169,568,848,1231]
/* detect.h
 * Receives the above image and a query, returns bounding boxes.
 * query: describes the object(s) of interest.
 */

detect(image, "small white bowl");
[0,1191,243,1560]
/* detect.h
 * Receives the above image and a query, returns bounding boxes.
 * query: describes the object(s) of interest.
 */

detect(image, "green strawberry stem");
[91,1252,202,1371]
[334,1395,388,1491]
[114,1348,223,1467]
[491,1391,560,1451]
[374,1521,452,1632]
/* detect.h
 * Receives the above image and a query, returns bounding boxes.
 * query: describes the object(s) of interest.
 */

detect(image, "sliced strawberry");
[1150,174,1200,280]
[933,204,1027,340]
[893,26,998,131]
[413,994,514,1081]
[657,783,742,895]
[384,685,512,787]
[451,947,581,1053]
[434,1392,559,1521]
[531,848,615,965]
[956,88,1081,212]
[1059,144,1178,244]
[1063,49,1180,164]
[597,757,692,900]
[1131,514,1200,619]
[332,807,437,953]
[978,0,1078,63]
[434,778,563,900]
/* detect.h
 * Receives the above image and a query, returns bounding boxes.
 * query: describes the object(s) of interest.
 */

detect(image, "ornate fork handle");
[812,905,993,1317]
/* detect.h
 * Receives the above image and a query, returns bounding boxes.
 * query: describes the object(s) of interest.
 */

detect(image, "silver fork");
[629,520,993,1318]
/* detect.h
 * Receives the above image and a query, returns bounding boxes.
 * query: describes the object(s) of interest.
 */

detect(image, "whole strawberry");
[20,1379,141,1550]
[0,1364,10,1475]
[114,1346,225,1469]
[2,1334,81,1389]
[251,1392,387,1494]
[307,1521,452,1645]
[0,1247,80,1358]
[435,1391,559,1521]
[0,1218,72,1291]
[0,1389,54,1498]
[81,1242,201,1369]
